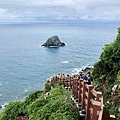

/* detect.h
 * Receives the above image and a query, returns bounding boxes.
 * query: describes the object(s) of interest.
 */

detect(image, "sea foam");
[62,61,68,64]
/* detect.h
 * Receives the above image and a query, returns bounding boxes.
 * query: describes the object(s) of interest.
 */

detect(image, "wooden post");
[66,76,68,88]
[74,78,77,99]
[91,100,101,120]
[81,81,86,110]
[96,92,102,102]
[71,76,73,87]
[78,79,82,104]
[69,76,71,88]
[86,85,93,120]
[72,77,75,97]
[75,78,78,99]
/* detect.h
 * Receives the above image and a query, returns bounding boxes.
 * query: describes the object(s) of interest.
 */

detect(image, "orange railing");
[51,74,115,120]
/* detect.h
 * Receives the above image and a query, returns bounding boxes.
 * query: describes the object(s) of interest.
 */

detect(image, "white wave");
[24,89,28,92]
[71,68,82,75]
[40,45,44,48]
[0,103,8,110]
[71,65,93,75]
[0,83,2,86]
[62,61,68,64]
[14,96,18,100]
[40,43,67,48]
[48,46,58,48]
[40,45,58,48]
[65,43,67,46]
[0,94,2,97]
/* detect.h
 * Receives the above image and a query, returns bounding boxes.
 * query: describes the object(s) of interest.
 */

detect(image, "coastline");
[0,65,93,111]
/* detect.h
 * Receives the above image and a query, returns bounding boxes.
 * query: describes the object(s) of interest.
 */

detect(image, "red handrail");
[53,74,115,120]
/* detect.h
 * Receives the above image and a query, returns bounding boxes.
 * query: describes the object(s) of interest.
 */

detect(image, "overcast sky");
[0,0,120,21]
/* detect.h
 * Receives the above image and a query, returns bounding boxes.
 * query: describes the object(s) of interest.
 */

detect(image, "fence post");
[86,85,93,120]
[69,76,71,88]
[81,81,86,110]
[72,77,75,97]
[91,100,101,120]
[96,92,102,102]
[78,79,82,104]
[73,78,77,99]
[64,76,69,88]
[76,78,78,100]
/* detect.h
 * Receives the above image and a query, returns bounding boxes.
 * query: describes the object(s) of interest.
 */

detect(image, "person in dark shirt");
[78,73,83,80]
[83,72,93,85]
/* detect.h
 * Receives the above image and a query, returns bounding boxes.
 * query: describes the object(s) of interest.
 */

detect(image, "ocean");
[0,22,119,107]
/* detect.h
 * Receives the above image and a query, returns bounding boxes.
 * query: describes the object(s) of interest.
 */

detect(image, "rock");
[111,84,118,95]
[0,105,2,109]
[42,35,65,47]
[80,65,93,75]
[106,101,110,104]
[118,107,120,112]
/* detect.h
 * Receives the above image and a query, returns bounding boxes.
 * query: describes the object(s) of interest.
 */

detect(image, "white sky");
[0,0,120,21]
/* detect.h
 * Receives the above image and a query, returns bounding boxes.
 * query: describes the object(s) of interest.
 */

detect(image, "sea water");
[0,22,119,106]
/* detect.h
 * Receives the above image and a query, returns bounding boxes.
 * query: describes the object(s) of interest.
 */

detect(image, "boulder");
[111,84,118,95]
[79,65,93,75]
[0,105,2,109]
[42,36,65,47]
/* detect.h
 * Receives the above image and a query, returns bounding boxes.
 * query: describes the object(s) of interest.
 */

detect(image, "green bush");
[92,27,120,82]
[92,27,120,120]
[0,101,24,120]
[0,82,78,120]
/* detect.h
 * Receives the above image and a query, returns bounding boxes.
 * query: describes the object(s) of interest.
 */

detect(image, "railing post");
[86,85,93,120]
[72,77,75,97]
[66,76,69,88]
[78,79,82,104]
[76,78,78,99]
[96,92,102,102]
[74,78,77,99]
[91,100,101,120]
[69,76,71,88]
[81,81,86,110]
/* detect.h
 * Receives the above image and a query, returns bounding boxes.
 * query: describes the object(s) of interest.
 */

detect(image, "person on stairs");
[83,71,93,85]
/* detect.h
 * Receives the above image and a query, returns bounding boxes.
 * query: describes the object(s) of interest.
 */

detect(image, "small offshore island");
[0,28,120,120]
[41,35,66,47]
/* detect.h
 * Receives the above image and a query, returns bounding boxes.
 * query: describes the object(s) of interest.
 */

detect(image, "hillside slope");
[92,27,120,120]
[0,82,78,120]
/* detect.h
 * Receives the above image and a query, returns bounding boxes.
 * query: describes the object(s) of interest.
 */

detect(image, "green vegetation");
[92,27,120,120]
[0,82,78,120]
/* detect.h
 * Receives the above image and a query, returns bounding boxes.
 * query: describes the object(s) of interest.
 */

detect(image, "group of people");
[78,71,93,85]
[55,71,93,85]
[46,71,93,86]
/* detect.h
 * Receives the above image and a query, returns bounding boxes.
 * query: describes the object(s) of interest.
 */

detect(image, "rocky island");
[41,35,66,47]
